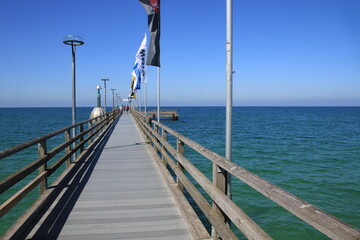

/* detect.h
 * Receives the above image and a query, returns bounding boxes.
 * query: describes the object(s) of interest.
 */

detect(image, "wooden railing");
[132,110,360,240]
[0,109,121,239]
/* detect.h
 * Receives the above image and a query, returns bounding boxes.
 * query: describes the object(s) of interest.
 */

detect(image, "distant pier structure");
[147,110,178,120]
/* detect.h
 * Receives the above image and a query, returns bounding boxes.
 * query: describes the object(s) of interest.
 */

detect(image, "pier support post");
[65,130,71,167]
[212,164,229,239]
[38,140,47,195]
[176,139,185,193]
[88,122,93,145]
[80,124,84,153]
[161,129,168,167]
[154,124,160,155]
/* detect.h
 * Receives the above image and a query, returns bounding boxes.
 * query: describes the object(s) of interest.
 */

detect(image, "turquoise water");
[0,107,96,236]
[1,107,359,239]
[163,107,360,239]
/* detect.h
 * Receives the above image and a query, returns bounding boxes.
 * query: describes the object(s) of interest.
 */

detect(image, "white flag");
[134,34,147,86]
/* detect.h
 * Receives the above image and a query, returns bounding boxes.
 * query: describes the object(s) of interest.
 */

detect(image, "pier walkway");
[25,114,193,240]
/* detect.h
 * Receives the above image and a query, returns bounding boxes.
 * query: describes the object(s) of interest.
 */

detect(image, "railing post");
[71,125,77,161]
[176,139,185,193]
[161,129,167,166]
[154,124,159,154]
[99,115,104,136]
[80,123,84,153]
[38,140,47,195]
[144,116,152,142]
[88,121,93,144]
[65,130,72,167]
[212,163,229,239]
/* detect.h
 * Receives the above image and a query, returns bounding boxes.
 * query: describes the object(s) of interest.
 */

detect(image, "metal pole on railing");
[63,35,84,139]
[63,35,84,160]
[111,88,116,111]
[101,78,109,113]
[157,67,160,122]
[212,1,233,238]
[225,0,233,198]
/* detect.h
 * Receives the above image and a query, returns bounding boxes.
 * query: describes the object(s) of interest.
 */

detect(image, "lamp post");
[63,35,84,136]
[116,93,120,108]
[111,89,116,111]
[101,78,109,113]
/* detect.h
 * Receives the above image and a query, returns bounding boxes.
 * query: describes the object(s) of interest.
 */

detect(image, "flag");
[136,34,147,84]
[132,64,141,91]
[138,0,160,67]
[132,34,147,90]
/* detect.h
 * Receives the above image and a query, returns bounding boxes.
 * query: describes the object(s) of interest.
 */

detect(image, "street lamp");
[116,93,120,108]
[63,35,84,131]
[111,88,116,111]
[101,78,109,113]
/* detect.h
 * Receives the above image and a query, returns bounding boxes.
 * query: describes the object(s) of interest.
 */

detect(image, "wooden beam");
[0,172,47,218]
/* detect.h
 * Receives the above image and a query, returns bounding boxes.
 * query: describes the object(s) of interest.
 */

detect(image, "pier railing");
[132,110,360,240]
[0,109,121,238]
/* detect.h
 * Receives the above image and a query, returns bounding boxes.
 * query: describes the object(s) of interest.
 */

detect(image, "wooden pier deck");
[24,114,193,240]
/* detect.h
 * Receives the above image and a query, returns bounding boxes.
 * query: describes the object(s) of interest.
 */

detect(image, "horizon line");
[1,105,359,108]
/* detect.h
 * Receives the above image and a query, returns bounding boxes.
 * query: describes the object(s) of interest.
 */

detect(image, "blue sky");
[0,0,359,107]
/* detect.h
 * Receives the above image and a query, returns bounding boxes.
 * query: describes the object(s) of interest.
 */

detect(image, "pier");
[1,110,360,239]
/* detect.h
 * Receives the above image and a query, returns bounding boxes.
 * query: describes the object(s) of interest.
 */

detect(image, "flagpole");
[139,90,141,112]
[145,84,147,117]
[157,67,160,122]
[225,0,233,198]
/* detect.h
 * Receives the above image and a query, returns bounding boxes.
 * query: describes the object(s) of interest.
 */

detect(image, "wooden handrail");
[0,111,115,195]
[132,110,360,240]
[0,112,112,160]
[0,109,121,223]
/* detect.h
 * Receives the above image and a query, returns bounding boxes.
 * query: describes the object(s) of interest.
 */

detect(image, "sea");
[0,107,359,239]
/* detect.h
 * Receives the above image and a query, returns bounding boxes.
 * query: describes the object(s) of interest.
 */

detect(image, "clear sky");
[0,0,359,107]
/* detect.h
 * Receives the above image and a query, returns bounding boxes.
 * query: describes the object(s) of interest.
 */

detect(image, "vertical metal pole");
[145,84,147,117]
[225,0,233,198]
[212,3,233,238]
[63,36,83,139]
[104,80,107,113]
[111,88,116,111]
[139,89,142,112]
[112,90,115,111]
[157,67,160,122]
[101,78,109,113]
[71,44,76,139]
